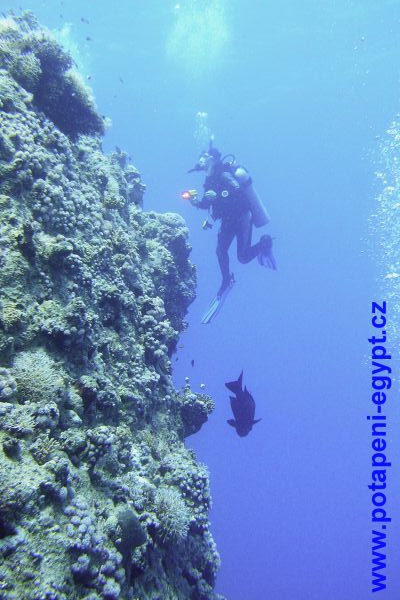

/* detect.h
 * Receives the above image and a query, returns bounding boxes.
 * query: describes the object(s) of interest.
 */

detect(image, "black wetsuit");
[197,162,263,295]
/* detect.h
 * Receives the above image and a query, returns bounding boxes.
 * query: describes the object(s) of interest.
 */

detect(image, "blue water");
[5,1,400,598]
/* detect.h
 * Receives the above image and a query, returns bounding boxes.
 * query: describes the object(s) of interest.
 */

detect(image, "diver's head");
[188,148,221,173]
[198,151,211,171]
[199,147,221,169]
[188,138,222,173]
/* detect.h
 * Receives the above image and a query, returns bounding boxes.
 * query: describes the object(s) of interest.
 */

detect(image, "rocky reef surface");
[0,13,223,600]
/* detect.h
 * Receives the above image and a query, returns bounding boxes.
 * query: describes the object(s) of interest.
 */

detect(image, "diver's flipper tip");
[258,248,277,270]
[201,280,234,324]
[257,235,277,270]
[201,297,221,324]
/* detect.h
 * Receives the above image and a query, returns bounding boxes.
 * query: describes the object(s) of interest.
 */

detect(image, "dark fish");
[86,36,92,42]
[190,359,195,367]
[225,371,261,437]
[81,17,90,24]
[119,77,124,84]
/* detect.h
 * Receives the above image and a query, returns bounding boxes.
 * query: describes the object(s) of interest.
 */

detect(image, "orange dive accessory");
[181,189,197,201]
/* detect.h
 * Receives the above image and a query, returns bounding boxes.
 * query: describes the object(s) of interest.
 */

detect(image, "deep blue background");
[5,1,400,598]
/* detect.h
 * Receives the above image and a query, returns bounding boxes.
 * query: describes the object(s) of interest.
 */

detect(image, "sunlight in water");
[53,23,91,77]
[371,120,400,347]
[194,111,212,150]
[166,0,231,78]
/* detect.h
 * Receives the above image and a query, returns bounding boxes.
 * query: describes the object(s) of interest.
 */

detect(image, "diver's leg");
[236,211,261,263]
[216,221,235,296]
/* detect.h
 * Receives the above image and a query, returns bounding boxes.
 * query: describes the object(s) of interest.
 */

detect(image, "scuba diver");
[186,138,276,324]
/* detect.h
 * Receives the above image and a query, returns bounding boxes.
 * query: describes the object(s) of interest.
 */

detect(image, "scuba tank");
[232,165,270,228]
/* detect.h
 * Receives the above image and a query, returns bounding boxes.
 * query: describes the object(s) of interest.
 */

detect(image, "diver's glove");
[198,189,217,209]
[204,190,217,201]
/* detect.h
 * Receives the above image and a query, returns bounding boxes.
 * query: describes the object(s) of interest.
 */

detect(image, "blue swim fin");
[257,235,277,270]
[201,277,234,324]
[201,297,221,324]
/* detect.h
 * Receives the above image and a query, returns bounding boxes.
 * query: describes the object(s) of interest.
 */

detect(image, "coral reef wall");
[0,13,223,600]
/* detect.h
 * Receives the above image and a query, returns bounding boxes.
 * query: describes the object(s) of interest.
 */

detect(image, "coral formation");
[0,12,104,137]
[12,348,65,404]
[178,382,216,437]
[154,486,191,542]
[0,11,222,600]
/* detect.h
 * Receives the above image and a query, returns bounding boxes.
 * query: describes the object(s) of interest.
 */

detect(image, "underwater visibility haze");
[1,1,400,598]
